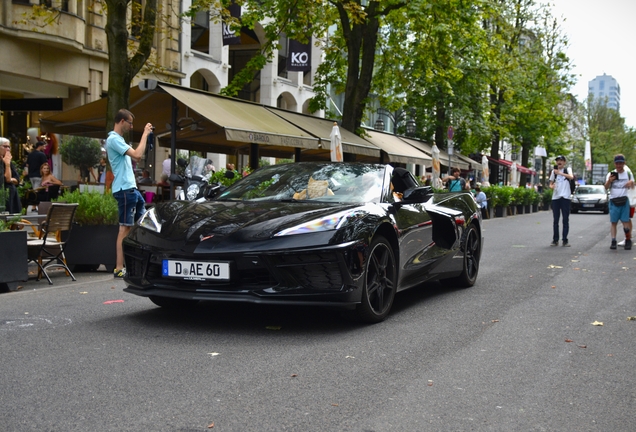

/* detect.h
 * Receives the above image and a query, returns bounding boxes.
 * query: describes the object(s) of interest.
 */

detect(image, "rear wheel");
[354,236,397,323]
[149,296,199,310]
[441,224,481,288]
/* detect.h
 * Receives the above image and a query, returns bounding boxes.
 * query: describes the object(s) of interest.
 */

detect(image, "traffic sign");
[447,126,454,140]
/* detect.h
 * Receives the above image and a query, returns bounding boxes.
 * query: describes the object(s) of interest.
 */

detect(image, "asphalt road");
[1,210,635,431]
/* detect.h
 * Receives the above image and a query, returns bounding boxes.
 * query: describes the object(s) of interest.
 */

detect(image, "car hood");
[150,199,363,243]
[574,193,607,200]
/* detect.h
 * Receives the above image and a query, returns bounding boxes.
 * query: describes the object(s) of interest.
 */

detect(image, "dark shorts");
[113,188,146,226]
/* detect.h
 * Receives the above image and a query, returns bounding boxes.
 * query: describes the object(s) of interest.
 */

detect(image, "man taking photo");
[106,109,153,278]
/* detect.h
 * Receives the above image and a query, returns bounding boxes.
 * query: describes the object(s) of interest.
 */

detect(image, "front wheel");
[441,224,481,288]
[354,236,397,323]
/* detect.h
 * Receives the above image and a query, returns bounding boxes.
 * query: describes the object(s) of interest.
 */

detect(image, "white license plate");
[162,260,230,280]
[583,204,594,208]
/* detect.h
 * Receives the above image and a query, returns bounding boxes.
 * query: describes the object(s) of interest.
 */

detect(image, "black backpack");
[568,170,576,194]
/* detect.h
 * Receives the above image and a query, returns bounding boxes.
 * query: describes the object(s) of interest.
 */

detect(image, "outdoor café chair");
[27,203,79,285]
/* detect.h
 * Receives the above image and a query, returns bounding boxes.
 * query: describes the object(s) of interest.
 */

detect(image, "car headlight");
[187,183,200,200]
[274,209,364,237]
[138,207,162,233]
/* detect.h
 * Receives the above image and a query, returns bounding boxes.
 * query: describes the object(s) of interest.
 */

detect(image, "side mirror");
[402,186,433,203]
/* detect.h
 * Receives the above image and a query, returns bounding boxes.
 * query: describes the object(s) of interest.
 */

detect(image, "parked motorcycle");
[168,156,224,201]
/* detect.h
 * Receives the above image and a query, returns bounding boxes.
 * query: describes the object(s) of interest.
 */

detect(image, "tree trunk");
[340,5,380,134]
[104,0,157,132]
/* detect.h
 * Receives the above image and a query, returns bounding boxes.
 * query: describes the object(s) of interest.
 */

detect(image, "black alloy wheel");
[442,224,481,288]
[355,236,397,323]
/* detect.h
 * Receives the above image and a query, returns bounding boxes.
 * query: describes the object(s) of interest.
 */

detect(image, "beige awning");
[158,84,318,150]
[40,83,319,157]
[398,136,470,170]
[265,108,381,159]
[362,129,432,165]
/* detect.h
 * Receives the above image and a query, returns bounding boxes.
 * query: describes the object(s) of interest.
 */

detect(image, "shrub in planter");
[55,190,119,272]
[542,188,553,209]
[59,136,102,182]
[0,216,28,292]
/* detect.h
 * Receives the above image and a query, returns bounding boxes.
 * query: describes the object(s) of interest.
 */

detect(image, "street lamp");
[375,107,416,135]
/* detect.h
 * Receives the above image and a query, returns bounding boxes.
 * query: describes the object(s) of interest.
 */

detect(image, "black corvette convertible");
[123,162,482,322]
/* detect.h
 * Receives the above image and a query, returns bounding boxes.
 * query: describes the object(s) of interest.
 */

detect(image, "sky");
[549,0,636,128]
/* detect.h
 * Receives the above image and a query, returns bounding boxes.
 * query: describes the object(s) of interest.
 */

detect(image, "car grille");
[124,246,344,292]
[274,253,343,291]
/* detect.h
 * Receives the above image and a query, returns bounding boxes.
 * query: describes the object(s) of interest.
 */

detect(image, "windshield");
[576,186,606,195]
[185,155,213,179]
[216,163,387,203]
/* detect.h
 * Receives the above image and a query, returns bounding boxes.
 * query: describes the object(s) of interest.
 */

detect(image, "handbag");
[627,187,636,208]
[611,196,628,206]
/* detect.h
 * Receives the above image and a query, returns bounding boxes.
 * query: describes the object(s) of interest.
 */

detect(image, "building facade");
[588,73,620,112]
[0,0,321,179]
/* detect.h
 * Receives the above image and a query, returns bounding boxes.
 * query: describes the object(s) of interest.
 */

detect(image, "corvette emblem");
[200,234,215,242]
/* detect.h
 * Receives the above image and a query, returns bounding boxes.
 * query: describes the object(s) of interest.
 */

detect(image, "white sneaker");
[618,239,626,247]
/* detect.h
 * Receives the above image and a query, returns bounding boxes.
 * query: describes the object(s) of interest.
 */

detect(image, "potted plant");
[511,187,525,215]
[0,215,28,292]
[542,188,553,210]
[531,189,541,212]
[59,136,102,184]
[522,188,533,213]
[487,185,512,218]
[55,189,119,272]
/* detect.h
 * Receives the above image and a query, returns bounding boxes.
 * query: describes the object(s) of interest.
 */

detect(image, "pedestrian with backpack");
[549,155,574,247]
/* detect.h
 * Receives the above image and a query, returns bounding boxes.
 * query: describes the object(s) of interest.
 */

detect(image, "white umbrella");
[431,144,442,188]
[330,122,343,162]
[511,161,519,187]
[481,155,490,187]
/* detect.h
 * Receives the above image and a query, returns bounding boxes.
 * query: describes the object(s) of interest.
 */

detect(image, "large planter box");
[524,204,532,213]
[494,206,507,218]
[0,231,28,292]
[63,225,118,272]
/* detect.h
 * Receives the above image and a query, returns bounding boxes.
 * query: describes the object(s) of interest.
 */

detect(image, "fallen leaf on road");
[627,316,636,321]
[208,352,220,357]
[573,268,580,270]
[266,326,281,330]
[331,403,339,407]
[291,374,298,377]
[571,260,579,262]
[622,267,629,270]
[80,292,88,294]
[578,345,587,348]
[491,319,499,323]
[565,339,573,343]
[103,300,124,304]
[591,321,604,326]
[427,380,434,386]
[207,422,214,428]
[345,355,355,359]
[547,265,563,269]
[551,286,556,289]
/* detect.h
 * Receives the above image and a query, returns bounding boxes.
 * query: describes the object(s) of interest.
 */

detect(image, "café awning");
[487,156,536,175]
[265,107,381,159]
[40,83,319,157]
[398,136,470,170]
[362,129,432,165]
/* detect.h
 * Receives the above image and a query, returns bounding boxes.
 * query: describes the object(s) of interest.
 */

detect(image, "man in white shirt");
[605,154,634,250]
[162,154,171,177]
[549,155,574,247]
